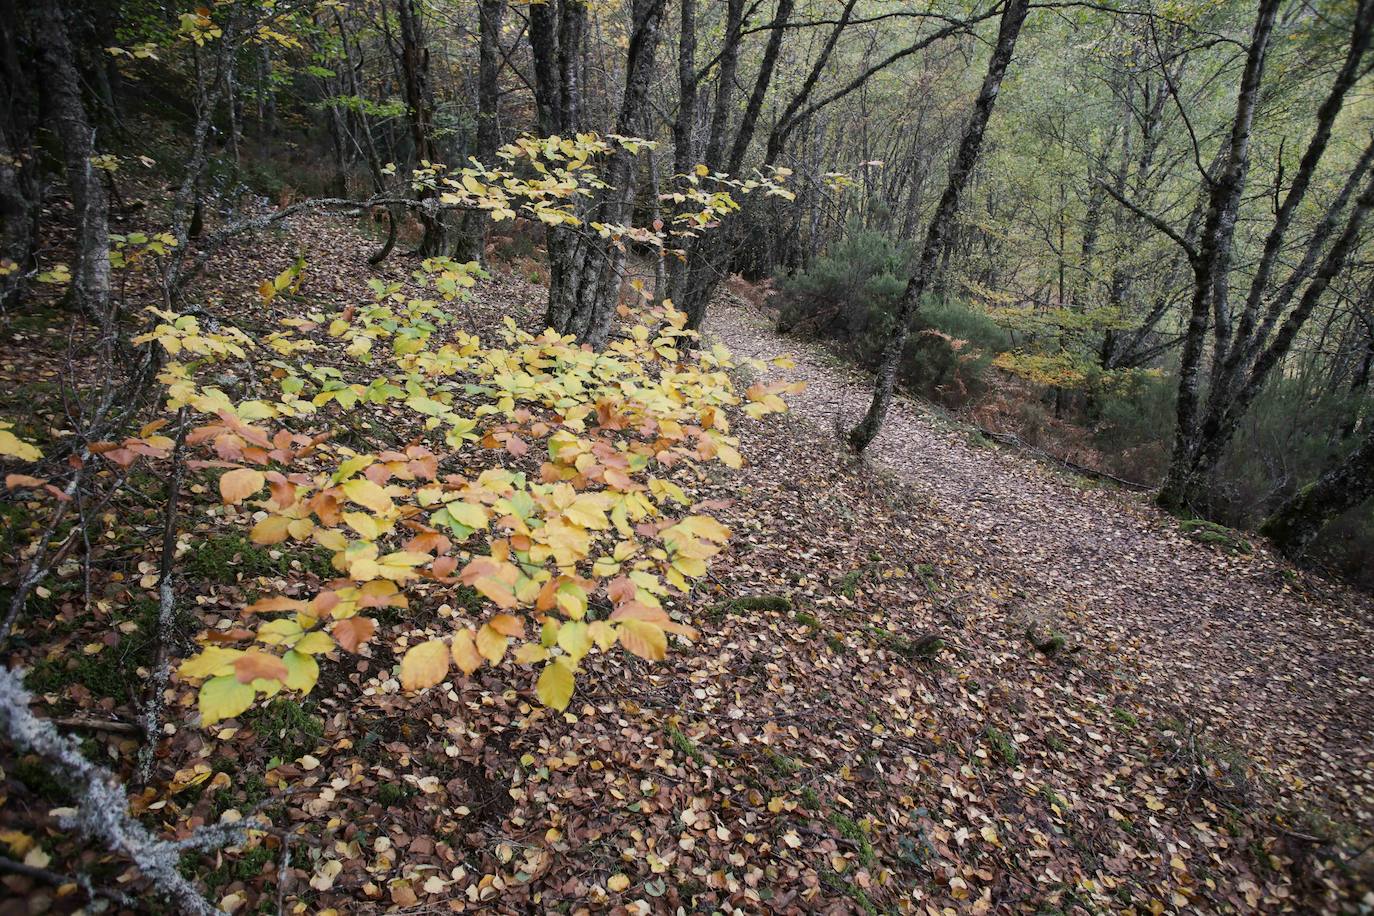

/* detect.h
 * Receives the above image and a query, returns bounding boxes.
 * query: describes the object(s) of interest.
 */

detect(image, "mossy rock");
[868,626,945,660]
[705,593,792,621]
[1180,519,1252,555]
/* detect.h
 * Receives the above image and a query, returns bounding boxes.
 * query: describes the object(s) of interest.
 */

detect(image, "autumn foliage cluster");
[83,263,794,724]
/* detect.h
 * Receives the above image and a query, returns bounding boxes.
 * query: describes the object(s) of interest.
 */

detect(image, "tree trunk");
[536,0,666,346]
[32,0,110,325]
[677,0,795,330]
[397,0,445,255]
[0,0,39,311]
[456,0,506,264]
[665,0,697,307]
[1181,168,1374,492]
[848,0,1030,452]
[1157,0,1281,509]
[1262,427,1374,558]
[704,0,745,169]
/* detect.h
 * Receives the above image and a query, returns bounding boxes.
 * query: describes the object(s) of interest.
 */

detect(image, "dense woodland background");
[7,0,1374,577]
[2,0,1374,912]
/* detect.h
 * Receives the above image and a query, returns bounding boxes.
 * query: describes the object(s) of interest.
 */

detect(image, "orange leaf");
[311,591,341,618]
[244,596,308,615]
[333,617,376,653]
[234,650,288,684]
[220,468,265,505]
[487,613,525,638]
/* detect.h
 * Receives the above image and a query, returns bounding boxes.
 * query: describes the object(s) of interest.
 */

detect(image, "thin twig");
[137,407,190,784]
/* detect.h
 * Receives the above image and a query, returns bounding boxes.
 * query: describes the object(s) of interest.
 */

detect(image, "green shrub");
[775,228,1011,406]
[777,229,909,328]
[1089,370,1175,481]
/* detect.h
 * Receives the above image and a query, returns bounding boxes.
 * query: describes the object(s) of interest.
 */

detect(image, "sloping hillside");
[5,212,1370,914]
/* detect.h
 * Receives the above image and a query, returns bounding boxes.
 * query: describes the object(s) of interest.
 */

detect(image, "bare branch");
[1095,178,1198,261]
[0,667,244,914]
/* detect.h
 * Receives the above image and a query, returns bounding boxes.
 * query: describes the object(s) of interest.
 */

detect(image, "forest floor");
[2,212,1372,915]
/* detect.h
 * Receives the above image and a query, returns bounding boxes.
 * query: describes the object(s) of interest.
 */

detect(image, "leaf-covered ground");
[3,213,1372,914]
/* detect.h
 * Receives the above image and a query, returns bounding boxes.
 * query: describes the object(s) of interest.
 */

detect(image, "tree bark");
[848,0,1030,452]
[0,0,39,311]
[536,0,666,346]
[665,0,698,307]
[1184,168,1374,487]
[677,0,795,330]
[704,0,745,169]
[32,0,110,324]
[1157,0,1280,509]
[397,0,446,255]
[456,0,506,263]
[1262,426,1374,558]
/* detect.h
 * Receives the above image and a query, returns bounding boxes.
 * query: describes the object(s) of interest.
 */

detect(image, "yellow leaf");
[556,581,587,619]
[678,515,730,542]
[671,554,707,578]
[0,829,35,857]
[564,494,609,529]
[618,619,667,661]
[199,675,256,725]
[220,468,265,505]
[341,478,393,514]
[342,511,382,539]
[314,528,348,551]
[475,623,508,665]
[451,628,483,674]
[0,428,42,461]
[256,618,303,645]
[588,620,616,650]
[400,639,449,691]
[536,658,575,711]
[294,631,336,655]
[178,646,243,679]
[377,550,432,582]
[447,500,489,530]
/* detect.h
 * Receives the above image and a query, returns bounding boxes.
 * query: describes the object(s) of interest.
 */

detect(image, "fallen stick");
[0,667,240,914]
[138,408,190,784]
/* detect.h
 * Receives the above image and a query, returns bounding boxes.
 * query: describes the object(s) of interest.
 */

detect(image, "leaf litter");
[1,212,1370,914]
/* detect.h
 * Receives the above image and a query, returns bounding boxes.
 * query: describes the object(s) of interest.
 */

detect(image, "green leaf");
[282,650,319,693]
[556,620,591,664]
[199,675,256,725]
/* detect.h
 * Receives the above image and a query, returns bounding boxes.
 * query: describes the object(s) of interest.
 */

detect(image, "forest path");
[705,291,1374,831]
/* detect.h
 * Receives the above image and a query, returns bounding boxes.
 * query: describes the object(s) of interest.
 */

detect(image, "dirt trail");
[707,293,1374,832]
